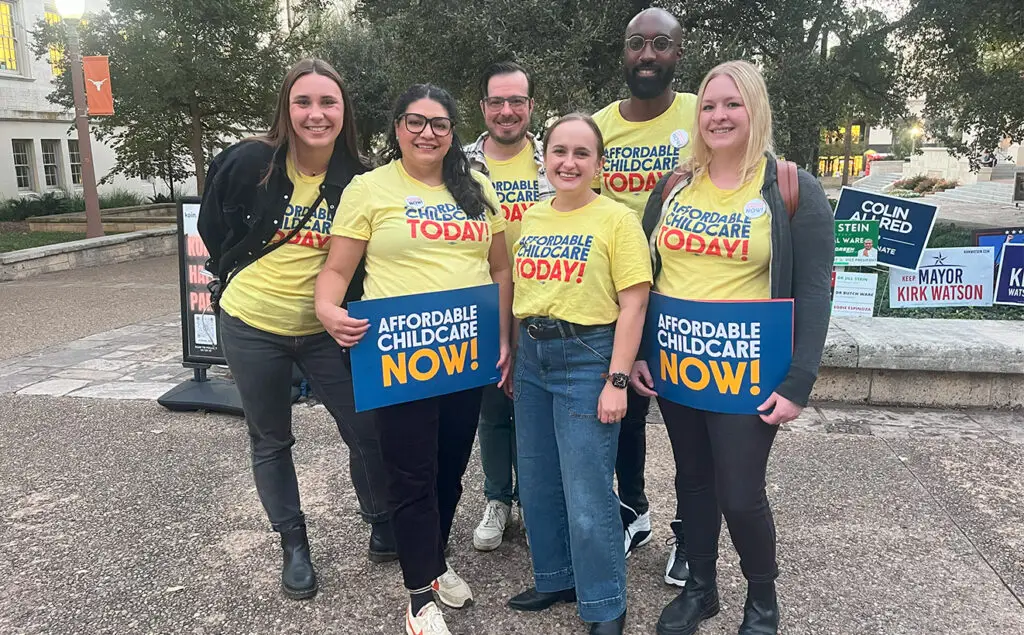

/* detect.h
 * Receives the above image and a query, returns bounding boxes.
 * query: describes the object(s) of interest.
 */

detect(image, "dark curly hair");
[383,84,496,220]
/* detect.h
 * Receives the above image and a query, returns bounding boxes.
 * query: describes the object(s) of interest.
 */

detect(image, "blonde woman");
[632,61,833,635]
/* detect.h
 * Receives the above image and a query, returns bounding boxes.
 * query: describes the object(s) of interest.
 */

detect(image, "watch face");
[612,373,629,389]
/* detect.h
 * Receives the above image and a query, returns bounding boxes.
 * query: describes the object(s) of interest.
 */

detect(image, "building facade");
[0,0,154,201]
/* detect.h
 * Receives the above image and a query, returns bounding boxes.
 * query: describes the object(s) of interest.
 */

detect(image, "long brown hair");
[253,58,364,185]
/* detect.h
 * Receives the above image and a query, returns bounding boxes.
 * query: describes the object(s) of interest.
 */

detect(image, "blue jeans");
[513,320,627,623]
[478,384,518,505]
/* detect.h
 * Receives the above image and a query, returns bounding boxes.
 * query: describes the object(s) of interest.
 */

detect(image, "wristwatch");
[607,372,630,389]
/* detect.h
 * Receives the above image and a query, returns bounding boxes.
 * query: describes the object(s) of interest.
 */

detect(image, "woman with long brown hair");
[198,58,393,601]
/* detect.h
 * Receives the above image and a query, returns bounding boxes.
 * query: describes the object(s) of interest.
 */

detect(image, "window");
[12,139,33,190]
[44,7,62,75]
[41,139,61,188]
[0,1,18,72]
[68,139,82,185]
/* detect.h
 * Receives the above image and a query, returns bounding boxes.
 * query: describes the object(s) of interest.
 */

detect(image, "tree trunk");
[189,103,206,195]
[842,116,853,186]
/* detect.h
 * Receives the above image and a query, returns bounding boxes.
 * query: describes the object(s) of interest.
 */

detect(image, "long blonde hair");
[688,60,774,184]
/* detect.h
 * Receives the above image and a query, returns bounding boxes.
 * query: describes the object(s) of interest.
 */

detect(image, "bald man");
[591,7,696,588]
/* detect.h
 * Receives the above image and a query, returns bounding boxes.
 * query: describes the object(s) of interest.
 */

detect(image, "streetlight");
[56,0,103,238]
[910,125,924,156]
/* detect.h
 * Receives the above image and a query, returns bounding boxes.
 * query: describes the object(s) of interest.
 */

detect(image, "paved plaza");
[1,258,1023,634]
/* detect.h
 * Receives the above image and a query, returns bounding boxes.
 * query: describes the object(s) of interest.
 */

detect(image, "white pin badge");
[405,196,424,208]
[669,129,690,149]
[744,198,768,219]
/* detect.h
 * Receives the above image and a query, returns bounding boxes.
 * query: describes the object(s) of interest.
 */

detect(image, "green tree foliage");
[906,0,1024,165]
[32,0,295,194]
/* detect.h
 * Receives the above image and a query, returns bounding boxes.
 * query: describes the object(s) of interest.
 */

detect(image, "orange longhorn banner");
[82,56,114,116]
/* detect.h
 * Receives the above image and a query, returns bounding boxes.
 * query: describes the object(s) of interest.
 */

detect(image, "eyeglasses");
[482,96,531,112]
[398,113,453,136]
[625,35,674,53]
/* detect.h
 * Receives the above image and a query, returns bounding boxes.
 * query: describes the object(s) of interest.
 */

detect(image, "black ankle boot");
[280,525,317,600]
[738,580,779,634]
[590,608,626,635]
[655,561,720,635]
[508,587,577,611]
[368,521,398,563]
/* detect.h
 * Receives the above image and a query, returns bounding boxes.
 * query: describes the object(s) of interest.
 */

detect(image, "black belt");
[522,317,613,340]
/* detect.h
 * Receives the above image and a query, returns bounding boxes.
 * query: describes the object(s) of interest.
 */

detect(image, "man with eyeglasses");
[591,7,696,586]
[464,61,553,554]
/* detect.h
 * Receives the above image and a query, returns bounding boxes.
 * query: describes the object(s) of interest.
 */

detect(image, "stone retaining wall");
[0,228,177,281]
[27,204,176,233]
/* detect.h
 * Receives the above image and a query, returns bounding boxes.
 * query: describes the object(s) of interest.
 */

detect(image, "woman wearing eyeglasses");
[315,84,511,635]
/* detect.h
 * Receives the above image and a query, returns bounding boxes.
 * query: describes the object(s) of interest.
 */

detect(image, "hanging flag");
[82,55,114,116]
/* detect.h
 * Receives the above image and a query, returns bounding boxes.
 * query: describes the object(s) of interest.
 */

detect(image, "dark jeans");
[658,398,779,583]
[220,312,389,531]
[478,384,518,505]
[616,388,650,518]
[375,387,483,590]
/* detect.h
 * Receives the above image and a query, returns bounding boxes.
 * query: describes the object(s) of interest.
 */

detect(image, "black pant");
[220,312,390,531]
[659,398,779,583]
[375,387,483,590]
[616,388,650,517]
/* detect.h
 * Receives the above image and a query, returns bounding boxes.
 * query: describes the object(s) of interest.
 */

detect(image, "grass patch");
[0,230,87,253]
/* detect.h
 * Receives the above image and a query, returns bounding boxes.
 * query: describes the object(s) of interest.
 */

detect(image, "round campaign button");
[669,129,689,149]
[744,198,769,219]
[405,196,424,208]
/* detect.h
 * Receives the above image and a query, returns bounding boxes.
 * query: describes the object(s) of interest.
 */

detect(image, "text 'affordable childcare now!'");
[347,285,501,411]
[644,294,793,415]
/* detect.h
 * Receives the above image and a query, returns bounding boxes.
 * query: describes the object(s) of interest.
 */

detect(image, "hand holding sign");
[319,305,370,347]
[756,392,803,425]
[629,360,658,397]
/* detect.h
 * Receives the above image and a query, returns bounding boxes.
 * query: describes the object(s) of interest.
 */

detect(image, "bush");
[0,189,148,221]
[148,193,176,204]
[889,189,924,198]
[913,177,937,193]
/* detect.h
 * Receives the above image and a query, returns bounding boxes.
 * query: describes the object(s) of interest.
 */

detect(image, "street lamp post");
[57,0,103,238]
[910,125,924,156]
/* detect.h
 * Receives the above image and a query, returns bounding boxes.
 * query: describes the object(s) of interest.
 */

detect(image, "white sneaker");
[406,601,451,635]
[432,562,473,609]
[623,508,652,558]
[473,500,511,551]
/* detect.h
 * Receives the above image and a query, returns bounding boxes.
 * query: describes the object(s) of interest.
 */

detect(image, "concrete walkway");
[1,395,1022,634]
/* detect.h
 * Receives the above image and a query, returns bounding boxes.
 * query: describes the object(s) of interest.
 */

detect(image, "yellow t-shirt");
[485,143,541,265]
[592,92,698,217]
[512,195,653,325]
[332,160,506,300]
[220,157,333,336]
[654,159,771,300]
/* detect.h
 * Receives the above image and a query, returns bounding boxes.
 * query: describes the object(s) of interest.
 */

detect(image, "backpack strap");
[777,159,799,219]
[661,167,693,204]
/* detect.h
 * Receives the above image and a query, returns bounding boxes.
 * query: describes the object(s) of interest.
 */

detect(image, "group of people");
[197,7,833,635]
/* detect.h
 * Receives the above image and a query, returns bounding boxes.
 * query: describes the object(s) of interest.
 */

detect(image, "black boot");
[590,608,626,635]
[508,587,577,611]
[738,580,779,634]
[280,525,317,600]
[368,521,398,563]
[655,561,720,635]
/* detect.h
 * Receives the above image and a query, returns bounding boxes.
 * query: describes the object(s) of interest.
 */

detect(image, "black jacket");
[197,138,367,306]
[641,155,835,406]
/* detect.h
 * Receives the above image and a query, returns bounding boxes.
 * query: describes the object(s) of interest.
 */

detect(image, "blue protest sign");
[834,187,937,271]
[644,294,793,415]
[994,243,1024,306]
[347,284,501,411]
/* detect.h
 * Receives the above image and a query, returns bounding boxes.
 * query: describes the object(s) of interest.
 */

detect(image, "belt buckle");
[527,323,541,340]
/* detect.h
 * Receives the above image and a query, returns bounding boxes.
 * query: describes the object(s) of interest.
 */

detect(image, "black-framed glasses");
[398,113,453,136]
[626,34,674,53]
[482,96,531,112]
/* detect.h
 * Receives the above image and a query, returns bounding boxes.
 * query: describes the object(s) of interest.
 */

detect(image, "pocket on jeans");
[571,334,612,364]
